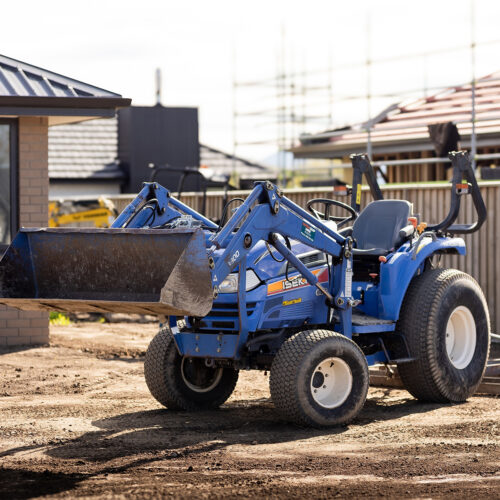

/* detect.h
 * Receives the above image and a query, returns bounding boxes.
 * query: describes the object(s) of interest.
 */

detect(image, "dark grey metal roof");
[0,54,130,122]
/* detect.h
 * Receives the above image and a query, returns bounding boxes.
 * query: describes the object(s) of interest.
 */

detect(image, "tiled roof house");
[48,116,272,197]
[291,72,500,182]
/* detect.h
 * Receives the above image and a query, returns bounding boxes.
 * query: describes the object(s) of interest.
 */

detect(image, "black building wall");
[118,105,200,193]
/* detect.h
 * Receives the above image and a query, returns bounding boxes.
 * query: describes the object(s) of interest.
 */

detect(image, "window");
[0,119,18,248]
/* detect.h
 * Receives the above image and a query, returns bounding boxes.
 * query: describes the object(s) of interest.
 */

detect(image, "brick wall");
[0,117,49,346]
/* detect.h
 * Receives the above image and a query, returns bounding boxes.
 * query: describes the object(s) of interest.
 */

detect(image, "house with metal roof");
[0,53,130,346]
[291,72,500,183]
[0,54,130,124]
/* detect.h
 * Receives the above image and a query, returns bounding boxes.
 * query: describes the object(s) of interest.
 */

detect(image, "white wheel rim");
[445,306,476,369]
[181,358,223,393]
[310,357,353,409]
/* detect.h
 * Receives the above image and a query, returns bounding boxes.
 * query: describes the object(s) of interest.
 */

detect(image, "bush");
[49,311,71,326]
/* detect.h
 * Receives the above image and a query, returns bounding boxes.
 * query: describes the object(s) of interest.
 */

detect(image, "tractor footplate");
[333,311,395,334]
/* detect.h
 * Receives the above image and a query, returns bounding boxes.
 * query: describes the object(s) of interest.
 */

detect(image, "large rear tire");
[144,326,239,410]
[397,268,490,402]
[270,329,369,427]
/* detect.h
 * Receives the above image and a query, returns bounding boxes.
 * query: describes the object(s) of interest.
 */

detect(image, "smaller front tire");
[270,330,369,427]
[144,327,239,410]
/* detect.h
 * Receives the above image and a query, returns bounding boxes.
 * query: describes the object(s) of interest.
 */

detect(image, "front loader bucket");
[0,227,213,317]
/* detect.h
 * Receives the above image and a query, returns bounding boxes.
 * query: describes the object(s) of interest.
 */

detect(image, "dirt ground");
[0,322,499,499]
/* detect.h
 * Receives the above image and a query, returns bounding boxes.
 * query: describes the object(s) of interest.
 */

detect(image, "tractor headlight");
[218,270,261,293]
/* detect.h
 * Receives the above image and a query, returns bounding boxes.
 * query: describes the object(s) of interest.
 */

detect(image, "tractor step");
[334,311,396,333]
[352,312,394,326]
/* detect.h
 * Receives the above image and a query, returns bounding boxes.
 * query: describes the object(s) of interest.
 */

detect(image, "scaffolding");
[232,3,500,184]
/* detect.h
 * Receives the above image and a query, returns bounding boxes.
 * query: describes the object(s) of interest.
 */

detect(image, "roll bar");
[427,151,487,235]
[349,154,384,212]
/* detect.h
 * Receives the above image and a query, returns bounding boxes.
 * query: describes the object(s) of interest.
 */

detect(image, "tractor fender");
[378,237,466,321]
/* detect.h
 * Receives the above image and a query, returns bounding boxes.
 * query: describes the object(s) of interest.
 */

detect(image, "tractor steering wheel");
[306,198,357,228]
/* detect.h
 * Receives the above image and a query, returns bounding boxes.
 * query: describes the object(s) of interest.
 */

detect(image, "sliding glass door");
[0,120,17,247]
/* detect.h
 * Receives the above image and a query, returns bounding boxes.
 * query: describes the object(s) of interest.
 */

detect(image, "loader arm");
[203,181,356,346]
[112,182,218,230]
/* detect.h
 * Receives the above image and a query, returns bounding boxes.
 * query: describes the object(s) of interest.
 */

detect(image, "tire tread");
[270,329,368,427]
[397,268,490,402]
[144,327,238,410]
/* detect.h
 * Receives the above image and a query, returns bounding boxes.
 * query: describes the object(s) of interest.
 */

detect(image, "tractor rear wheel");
[270,329,369,427]
[397,268,490,402]
[144,326,239,410]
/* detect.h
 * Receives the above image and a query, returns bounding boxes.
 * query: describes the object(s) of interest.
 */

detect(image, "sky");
[2,0,500,163]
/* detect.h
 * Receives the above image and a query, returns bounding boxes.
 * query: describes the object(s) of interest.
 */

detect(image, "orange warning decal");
[267,268,329,295]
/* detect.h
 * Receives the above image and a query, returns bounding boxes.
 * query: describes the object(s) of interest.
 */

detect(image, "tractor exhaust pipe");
[0,227,213,317]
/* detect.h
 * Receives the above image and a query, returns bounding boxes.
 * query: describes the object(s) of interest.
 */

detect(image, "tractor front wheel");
[397,268,490,402]
[270,329,369,427]
[144,327,239,410]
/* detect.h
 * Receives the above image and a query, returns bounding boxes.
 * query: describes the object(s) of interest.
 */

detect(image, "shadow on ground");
[0,469,85,500]
[0,393,449,499]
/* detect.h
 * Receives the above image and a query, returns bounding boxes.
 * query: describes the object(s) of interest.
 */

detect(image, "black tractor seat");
[351,199,413,257]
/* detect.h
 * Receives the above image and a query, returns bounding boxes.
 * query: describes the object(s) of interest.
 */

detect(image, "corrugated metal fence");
[108,181,500,332]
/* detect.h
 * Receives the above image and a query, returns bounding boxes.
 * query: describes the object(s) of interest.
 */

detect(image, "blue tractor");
[0,151,490,427]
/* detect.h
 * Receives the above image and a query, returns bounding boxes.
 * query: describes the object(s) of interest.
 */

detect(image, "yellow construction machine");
[49,198,117,228]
